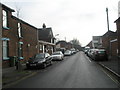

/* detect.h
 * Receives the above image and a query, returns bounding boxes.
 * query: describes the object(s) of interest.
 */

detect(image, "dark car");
[93,49,108,61]
[26,53,52,69]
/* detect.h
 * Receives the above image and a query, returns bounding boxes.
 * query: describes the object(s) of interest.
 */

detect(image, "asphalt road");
[10,51,119,88]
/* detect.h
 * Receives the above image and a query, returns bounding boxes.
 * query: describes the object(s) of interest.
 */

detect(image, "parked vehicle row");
[84,48,108,61]
[26,50,79,69]
[64,49,78,56]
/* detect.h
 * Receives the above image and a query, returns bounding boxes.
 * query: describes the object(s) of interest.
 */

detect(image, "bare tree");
[69,38,81,46]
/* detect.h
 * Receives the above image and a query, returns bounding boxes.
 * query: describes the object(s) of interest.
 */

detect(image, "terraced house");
[115,17,120,59]
[1,4,55,68]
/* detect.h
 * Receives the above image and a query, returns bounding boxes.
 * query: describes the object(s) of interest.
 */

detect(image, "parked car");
[26,53,52,69]
[87,49,97,59]
[51,51,64,61]
[90,49,108,61]
[64,50,72,56]
[71,50,76,55]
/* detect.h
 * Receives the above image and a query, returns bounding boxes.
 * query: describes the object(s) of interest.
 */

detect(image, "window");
[18,23,22,38]
[40,45,42,50]
[3,40,9,60]
[18,41,23,60]
[2,10,8,28]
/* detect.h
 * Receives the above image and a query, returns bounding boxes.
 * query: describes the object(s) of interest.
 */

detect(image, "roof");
[11,16,37,29]
[102,30,117,37]
[1,3,15,12]
[38,27,54,39]
[114,17,120,23]
[56,40,67,45]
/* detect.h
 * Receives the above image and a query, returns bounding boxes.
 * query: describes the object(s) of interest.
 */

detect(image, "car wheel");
[50,61,52,65]
[42,63,47,69]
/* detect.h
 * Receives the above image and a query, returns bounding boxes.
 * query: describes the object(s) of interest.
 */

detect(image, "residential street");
[10,51,118,88]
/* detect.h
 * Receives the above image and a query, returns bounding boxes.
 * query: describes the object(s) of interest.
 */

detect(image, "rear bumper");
[26,63,43,68]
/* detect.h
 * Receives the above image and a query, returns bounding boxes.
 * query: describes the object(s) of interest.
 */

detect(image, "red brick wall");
[110,40,118,57]
[102,35,117,56]
[2,8,38,67]
[20,21,38,61]
[116,20,120,57]
[2,7,18,68]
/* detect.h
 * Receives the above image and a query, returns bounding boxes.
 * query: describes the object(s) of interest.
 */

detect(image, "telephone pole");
[106,7,110,31]
[106,7,111,59]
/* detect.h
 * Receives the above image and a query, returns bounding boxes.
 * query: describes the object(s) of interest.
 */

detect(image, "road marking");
[85,55,91,62]
[88,59,91,62]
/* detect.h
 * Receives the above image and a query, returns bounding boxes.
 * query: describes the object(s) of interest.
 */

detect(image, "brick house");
[115,17,120,58]
[2,4,16,68]
[1,4,38,68]
[92,36,102,49]
[56,40,67,53]
[11,16,38,62]
[38,24,56,54]
[102,30,117,58]
[86,40,93,49]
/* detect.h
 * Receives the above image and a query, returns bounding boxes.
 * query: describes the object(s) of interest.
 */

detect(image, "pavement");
[98,57,120,80]
[2,55,120,88]
[2,64,37,89]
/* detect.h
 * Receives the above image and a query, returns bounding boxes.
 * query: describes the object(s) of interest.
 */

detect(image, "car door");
[47,53,52,62]
[45,53,51,64]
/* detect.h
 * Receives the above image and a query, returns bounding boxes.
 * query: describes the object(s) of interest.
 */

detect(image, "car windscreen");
[65,51,70,53]
[52,52,60,55]
[34,54,45,59]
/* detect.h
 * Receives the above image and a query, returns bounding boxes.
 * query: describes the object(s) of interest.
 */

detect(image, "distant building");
[56,40,67,53]
[86,40,93,49]
[102,30,117,57]
[115,17,120,58]
[38,24,56,54]
[92,36,102,49]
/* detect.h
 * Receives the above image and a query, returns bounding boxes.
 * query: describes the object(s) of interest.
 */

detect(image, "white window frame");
[18,23,22,38]
[2,40,9,60]
[2,10,7,28]
[40,44,42,50]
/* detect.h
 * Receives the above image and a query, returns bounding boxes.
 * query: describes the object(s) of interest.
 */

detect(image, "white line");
[86,56,91,62]
[88,59,91,62]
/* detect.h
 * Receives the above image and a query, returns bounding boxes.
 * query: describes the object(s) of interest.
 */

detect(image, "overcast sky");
[1,0,119,46]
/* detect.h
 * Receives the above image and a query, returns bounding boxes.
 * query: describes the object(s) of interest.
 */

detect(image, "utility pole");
[106,8,110,31]
[106,7,110,59]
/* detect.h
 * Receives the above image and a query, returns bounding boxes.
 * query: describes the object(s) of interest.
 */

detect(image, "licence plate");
[30,64,36,66]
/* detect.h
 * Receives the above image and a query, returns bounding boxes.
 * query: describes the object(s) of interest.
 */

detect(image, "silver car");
[51,51,64,61]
